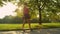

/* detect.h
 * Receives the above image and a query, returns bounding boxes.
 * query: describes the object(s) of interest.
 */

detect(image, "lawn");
[42,23,60,28]
[0,23,60,30]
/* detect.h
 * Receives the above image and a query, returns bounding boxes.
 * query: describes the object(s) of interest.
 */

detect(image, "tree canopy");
[0,0,60,23]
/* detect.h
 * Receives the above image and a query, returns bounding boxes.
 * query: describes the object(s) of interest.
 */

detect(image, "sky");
[0,2,17,19]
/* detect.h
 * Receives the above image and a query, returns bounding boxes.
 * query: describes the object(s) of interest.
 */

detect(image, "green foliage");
[0,0,60,23]
[30,0,60,23]
[0,16,23,24]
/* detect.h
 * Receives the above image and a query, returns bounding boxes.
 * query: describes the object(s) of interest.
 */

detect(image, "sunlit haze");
[0,2,17,19]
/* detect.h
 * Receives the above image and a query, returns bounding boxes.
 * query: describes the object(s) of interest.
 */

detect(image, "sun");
[0,2,17,19]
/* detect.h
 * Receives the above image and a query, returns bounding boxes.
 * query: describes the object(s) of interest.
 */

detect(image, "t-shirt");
[23,6,29,14]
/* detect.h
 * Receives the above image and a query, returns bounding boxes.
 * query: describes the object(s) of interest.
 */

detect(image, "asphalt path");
[0,28,60,34]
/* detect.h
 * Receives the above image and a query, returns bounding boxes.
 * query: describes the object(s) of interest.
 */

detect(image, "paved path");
[0,28,60,34]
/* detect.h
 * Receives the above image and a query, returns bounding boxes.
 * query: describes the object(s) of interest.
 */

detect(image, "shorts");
[23,14,30,19]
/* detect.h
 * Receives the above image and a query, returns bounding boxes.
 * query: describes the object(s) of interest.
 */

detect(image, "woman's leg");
[27,19,31,29]
[22,19,25,31]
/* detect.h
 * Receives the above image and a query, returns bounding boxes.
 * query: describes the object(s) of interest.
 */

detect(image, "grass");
[0,23,60,30]
[42,23,60,28]
[0,23,39,30]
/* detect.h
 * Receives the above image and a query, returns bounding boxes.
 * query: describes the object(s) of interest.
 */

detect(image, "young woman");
[22,3,31,31]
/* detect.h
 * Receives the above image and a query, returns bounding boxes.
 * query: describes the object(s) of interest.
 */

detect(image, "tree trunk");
[38,6,42,25]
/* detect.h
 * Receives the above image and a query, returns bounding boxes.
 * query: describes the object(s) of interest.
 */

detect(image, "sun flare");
[0,2,17,19]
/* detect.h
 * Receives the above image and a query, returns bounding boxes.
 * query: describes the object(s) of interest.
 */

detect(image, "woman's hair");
[24,3,28,5]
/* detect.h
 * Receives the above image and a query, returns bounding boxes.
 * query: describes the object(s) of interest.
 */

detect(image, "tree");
[26,0,60,24]
[0,0,60,24]
[7,0,60,23]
